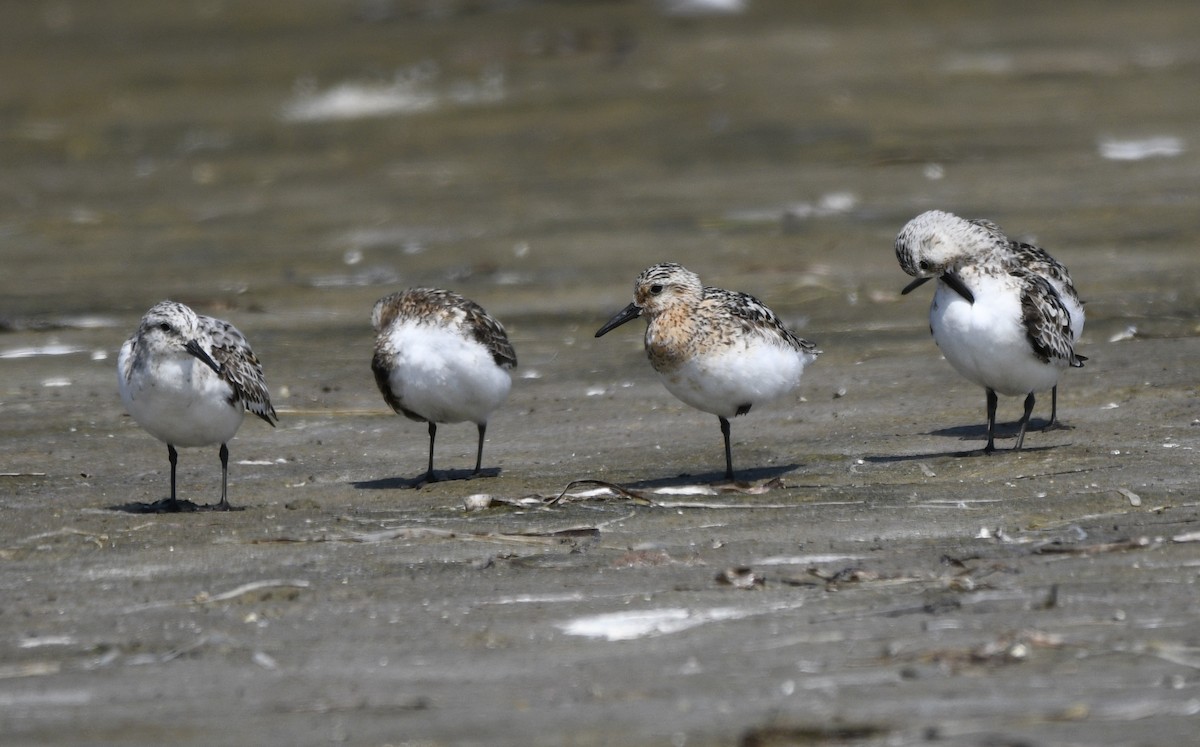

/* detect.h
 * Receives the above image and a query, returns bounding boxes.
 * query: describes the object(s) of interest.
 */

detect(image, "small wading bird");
[118,301,277,510]
[895,210,1086,452]
[371,289,517,484]
[596,262,820,481]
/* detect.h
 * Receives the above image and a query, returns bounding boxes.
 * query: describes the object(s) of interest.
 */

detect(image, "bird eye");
[158,322,171,332]
[918,260,931,272]
[649,284,664,295]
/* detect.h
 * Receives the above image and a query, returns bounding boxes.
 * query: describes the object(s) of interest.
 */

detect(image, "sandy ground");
[2,1,1200,745]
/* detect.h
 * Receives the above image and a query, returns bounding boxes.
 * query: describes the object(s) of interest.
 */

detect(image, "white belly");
[658,339,811,418]
[383,323,512,424]
[930,281,1064,397]
[118,341,245,448]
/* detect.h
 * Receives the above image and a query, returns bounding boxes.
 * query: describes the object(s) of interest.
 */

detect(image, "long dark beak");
[184,339,223,374]
[595,303,642,337]
[900,276,932,295]
[941,270,975,304]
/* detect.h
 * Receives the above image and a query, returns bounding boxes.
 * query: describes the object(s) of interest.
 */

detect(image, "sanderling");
[595,262,820,481]
[118,301,277,510]
[371,289,517,483]
[896,210,1086,452]
[901,217,1086,429]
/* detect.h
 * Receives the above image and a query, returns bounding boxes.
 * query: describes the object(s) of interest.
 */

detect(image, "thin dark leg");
[473,422,486,474]
[1037,385,1073,432]
[212,442,234,511]
[424,421,437,482]
[719,416,734,481]
[167,444,179,505]
[1014,393,1036,451]
[983,389,998,453]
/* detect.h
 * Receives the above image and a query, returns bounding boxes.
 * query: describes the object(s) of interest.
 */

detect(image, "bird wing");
[1009,240,1082,306]
[204,316,278,425]
[708,287,820,356]
[1018,272,1084,367]
[370,344,427,422]
[463,300,517,369]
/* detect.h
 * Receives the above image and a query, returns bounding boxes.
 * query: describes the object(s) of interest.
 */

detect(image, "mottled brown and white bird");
[371,289,517,483]
[118,301,276,510]
[896,210,1085,452]
[596,262,820,480]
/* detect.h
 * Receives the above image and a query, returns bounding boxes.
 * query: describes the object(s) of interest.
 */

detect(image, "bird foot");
[144,497,204,513]
[412,471,439,488]
[203,501,244,512]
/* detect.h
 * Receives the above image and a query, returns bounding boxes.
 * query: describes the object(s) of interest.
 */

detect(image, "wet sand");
[2,1,1199,745]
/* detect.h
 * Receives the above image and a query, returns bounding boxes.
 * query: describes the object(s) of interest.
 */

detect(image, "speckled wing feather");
[202,315,278,425]
[968,217,1085,311]
[1018,272,1083,367]
[705,287,820,356]
[1008,241,1082,306]
[462,299,517,370]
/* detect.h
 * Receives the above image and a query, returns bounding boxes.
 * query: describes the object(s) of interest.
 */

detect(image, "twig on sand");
[193,579,311,604]
[548,477,793,508]
[250,524,600,547]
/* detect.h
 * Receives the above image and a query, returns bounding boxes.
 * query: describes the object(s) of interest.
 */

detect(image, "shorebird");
[896,210,1085,452]
[902,217,1085,428]
[118,301,276,510]
[371,288,516,483]
[596,262,819,480]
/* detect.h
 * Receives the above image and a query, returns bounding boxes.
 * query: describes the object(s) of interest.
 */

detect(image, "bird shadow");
[929,418,1052,441]
[352,467,502,490]
[863,444,1057,464]
[862,420,1061,464]
[107,498,245,514]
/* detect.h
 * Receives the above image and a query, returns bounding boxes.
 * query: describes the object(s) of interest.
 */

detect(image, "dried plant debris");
[802,565,929,593]
[1117,487,1142,507]
[250,523,600,548]
[1033,536,1159,555]
[120,580,311,614]
[900,629,1066,671]
[548,477,789,507]
[716,566,765,589]
[461,493,544,511]
[193,579,311,605]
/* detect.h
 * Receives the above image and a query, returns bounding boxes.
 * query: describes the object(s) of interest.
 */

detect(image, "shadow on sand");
[108,498,245,513]
[352,467,502,490]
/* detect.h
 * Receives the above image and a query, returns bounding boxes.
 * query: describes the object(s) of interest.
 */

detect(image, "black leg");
[473,422,486,474]
[719,416,734,481]
[167,444,179,505]
[1014,393,1036,451]
[1037,385,1074,432]
[212,442,234,511]
[983,389,998,453]
[424,421,438,483]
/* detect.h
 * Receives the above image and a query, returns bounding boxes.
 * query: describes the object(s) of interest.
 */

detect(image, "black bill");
[595,303,643,337]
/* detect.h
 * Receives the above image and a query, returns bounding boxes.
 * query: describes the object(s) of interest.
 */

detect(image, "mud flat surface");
[1,2,1199,745]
